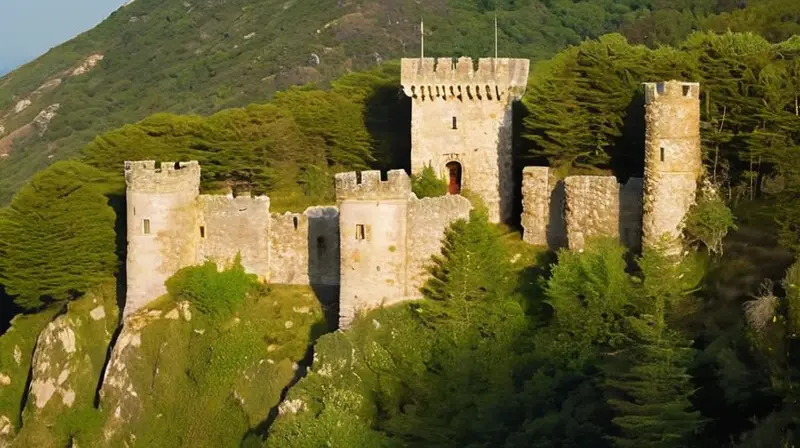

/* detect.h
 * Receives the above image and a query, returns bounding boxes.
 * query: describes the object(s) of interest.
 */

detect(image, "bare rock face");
[13,290,118,446]
[99,302,191,444]
[70,54,104,77]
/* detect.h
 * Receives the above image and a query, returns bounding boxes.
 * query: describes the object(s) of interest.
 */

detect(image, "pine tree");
[0,161,118,310]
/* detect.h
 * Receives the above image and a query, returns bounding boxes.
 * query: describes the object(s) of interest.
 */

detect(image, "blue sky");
[0,0,125,74]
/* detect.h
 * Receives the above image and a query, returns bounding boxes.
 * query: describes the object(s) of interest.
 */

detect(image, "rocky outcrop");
[13,289,117,447]
[70,54,104,77]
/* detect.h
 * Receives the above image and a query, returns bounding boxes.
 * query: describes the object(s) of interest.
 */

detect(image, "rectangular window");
[200,226,205,238]
[356,224,366,240]
[143,219,151,235]
[682,85,691,96]
[660,147,665,162]
[452,116,457,129]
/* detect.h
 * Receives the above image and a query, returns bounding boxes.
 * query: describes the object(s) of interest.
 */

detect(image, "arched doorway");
[446,161,462,195]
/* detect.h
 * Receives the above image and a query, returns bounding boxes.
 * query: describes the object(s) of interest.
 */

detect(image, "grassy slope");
[100,284,327,447]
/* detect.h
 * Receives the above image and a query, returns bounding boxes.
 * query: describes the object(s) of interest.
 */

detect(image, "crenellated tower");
[401,57,529,223]
[124,161,201,316]
[641,81,702,254]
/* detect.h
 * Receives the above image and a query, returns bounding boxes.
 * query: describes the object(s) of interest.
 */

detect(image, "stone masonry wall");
[269,207,340,286]
[125,161,201,316]
[521,167,566,248]
[198,194,270,278]
[564,176,620,251]
[401,57,529,224]
[407,194,472,294]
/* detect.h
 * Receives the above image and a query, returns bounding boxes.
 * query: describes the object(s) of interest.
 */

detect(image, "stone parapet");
[124,160,200,194]
[401,57,529,101]
[334,170,411,201]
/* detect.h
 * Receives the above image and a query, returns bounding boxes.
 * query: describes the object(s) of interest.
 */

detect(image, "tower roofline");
[401,57,529,100]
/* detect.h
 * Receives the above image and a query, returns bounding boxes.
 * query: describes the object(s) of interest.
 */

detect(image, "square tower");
[401,57,529,223]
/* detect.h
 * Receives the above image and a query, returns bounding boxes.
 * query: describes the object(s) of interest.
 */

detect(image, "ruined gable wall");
[198,194,270,278]
[401,57,529,224]
[563,175,644,251]
[564,176,620,252]
[407,194,472,295]
[521,167,566,248]
[336,170,411,328]
[270,212,310,285]
[124,161,201,316]
[268,207,340,286]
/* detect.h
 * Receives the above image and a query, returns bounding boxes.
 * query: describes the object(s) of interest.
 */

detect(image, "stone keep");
[401,57,529,223]
[642,81,702,254]
[336,170,471,328]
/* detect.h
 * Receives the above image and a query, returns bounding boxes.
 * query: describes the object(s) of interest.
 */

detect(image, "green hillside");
[2,0,793,204]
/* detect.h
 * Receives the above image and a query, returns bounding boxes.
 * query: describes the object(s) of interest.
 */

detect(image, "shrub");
[684,191,737,255]
[165,256,257,318]
[411,166,448,198]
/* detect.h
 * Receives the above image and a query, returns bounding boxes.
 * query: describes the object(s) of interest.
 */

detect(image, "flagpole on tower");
[494,13,498,59]
[421,19,424,60]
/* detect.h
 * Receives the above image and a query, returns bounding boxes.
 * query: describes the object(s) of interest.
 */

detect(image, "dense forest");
[0,0,800,446]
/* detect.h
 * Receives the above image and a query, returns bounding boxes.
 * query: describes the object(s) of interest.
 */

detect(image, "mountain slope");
[0,0,780,204]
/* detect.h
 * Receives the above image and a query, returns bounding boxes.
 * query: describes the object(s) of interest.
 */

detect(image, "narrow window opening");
[143,219,151,235]
[293,216,299,230]
[682,85,691,96]
[200,226,205,238]
[356,224,366,240]
[452,116,457,129]
[317,236,326,253]
[660,147,665,162]
[656,82,665,95]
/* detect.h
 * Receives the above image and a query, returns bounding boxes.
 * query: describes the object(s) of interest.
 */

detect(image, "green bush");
[165,257,257,318]
[684,191,737,255]
[411,166,448,198]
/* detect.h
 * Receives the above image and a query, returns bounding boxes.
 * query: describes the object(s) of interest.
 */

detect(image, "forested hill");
[0,0,798,205]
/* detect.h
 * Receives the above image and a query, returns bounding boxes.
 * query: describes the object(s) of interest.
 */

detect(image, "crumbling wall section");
[198,193,270,278]
[407,194,472,294]
[270,212,310,285]
[269,206,340,286]
[521,167,566,248]
[564,176,620,251]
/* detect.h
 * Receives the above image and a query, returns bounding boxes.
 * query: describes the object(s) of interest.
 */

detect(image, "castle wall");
[564,176,620,251]
[124,161,201,316]
[269,207,340,286]
[198,194,270,278]
[401,57,529,224]
[642,81,701,254]
[563,176,644,252]
[407,195,472,293]
[521,167,566,248]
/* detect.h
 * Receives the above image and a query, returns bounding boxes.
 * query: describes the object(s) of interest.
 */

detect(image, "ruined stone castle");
[124,56,701,327]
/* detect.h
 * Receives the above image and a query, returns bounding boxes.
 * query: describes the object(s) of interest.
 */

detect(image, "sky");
[0,0,126,75]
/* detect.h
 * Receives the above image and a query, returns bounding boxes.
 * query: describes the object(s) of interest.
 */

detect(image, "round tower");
[641,81,702,254]
[124,160,201,316]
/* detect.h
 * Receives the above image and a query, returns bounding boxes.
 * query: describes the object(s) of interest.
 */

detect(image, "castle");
[124,56,701,328]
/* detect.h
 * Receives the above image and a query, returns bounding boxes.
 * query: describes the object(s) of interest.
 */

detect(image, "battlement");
[644,81,700,104]
[124,160,201,193]
[401,57,529,101]
[335,169,411,200]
